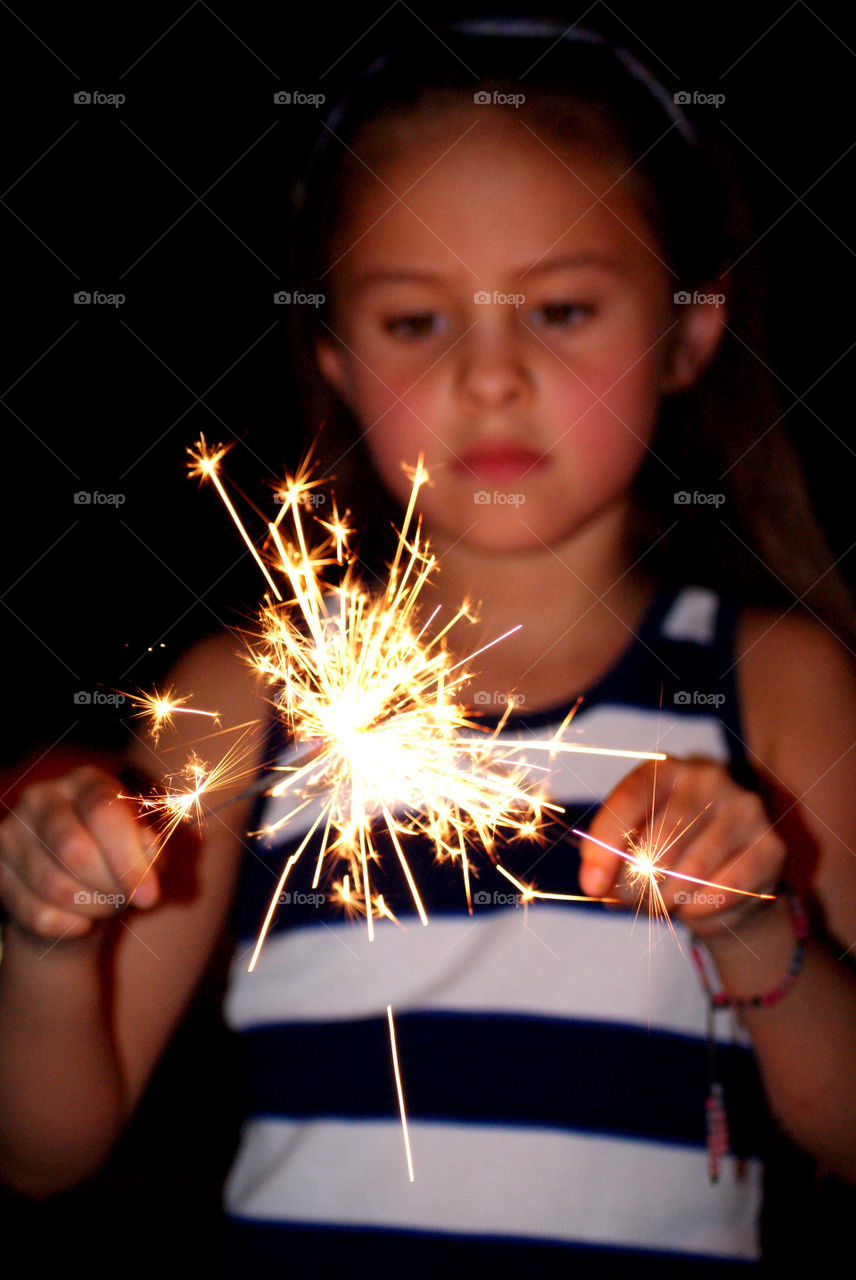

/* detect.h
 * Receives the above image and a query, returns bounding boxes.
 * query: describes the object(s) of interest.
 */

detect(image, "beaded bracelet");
[690,885,808,1011]
[689,886,808,1182]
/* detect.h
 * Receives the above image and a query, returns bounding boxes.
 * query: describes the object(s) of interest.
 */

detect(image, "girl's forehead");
[331,109,658,282]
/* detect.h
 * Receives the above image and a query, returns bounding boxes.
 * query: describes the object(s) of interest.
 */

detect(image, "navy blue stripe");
[232,810,605,941]
[236,1011,764,1155]
[220,1218,760,1278]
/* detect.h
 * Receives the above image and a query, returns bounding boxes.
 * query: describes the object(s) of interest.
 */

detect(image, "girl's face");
[316,104,684,556]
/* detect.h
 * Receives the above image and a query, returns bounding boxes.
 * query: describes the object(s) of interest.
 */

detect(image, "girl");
[2,16,856,1275]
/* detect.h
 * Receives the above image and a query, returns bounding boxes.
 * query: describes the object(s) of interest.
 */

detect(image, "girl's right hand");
[0,766,159,940]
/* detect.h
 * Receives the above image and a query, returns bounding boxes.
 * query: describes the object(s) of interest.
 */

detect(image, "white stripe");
[226,905,748,1048]
[661,587,719,644]
[253,706,728,844]
[225,1116,761,1260]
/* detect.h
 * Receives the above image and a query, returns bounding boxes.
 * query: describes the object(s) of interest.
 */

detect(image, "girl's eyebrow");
[352,252,623,292]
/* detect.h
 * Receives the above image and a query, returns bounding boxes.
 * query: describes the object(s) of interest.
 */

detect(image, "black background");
[3,1,856,1272]
[4,0,856,767]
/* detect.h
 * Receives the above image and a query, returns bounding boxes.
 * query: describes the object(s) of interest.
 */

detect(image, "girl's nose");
[456,316,532,411]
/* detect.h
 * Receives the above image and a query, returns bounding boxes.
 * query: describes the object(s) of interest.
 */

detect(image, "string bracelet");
[690,886,807,1182]
[690,885,808,1011]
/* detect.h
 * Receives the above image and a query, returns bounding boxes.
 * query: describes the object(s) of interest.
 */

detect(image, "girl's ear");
[661,295,727,394]
[315,337,350,402]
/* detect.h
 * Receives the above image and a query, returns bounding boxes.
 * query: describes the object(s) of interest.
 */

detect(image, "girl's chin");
[438,518,569,558]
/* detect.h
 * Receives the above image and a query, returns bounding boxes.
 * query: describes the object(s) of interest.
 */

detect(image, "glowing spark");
[125,686,220,742]
[123,729,259,897]
[180,441,668,963]
[496,862,619,905]
[188,434,282,600]
[387,1005,414,1182]
[571,827,776,918]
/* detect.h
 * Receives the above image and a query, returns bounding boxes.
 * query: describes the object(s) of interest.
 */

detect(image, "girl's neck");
[422,508,659,713]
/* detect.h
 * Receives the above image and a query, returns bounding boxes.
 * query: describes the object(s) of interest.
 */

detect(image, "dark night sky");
[4,1,856,766]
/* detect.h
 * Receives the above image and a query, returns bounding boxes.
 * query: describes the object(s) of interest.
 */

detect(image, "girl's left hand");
[577,757,788,939]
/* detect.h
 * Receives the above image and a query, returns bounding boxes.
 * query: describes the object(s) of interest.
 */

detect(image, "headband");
[300,13,697,192]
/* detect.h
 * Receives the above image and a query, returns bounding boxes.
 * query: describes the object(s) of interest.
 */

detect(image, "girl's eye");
[529,301,594,329]
[383,312,446,340]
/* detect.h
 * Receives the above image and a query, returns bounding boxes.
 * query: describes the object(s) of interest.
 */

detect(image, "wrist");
[692,890,788,957]
[691,887,807,1012]
[1,916,103,961]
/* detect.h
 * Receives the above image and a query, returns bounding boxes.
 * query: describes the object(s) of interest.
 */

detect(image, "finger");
[669,791,769,884]
[2,807,133,922]
[63,772,160,907]
[578,761,663,896]
[13,781,159,913]
[0,858,94,939]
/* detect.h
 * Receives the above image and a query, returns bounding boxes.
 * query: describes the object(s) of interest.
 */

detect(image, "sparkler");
[571,827,775,941]
[125,437,772,1184]
[182,437,666,969]
[124,686,220,743]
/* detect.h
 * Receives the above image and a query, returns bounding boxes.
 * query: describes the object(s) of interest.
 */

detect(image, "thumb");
[127,826,160,909]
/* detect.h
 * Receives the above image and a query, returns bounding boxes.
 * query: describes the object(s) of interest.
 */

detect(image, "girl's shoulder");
[734,604,856,770]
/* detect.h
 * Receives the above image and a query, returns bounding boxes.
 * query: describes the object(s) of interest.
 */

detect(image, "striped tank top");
[222,584,767,1276]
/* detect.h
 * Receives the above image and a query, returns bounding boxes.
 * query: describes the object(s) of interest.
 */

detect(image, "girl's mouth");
[457,442,545,481]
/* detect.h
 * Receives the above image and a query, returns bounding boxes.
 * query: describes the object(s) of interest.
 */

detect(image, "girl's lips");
[457,443,544,480]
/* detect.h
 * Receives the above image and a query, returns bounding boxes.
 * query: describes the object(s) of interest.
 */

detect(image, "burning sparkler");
[124,437,776,1183]
[183,437,668,967]
[571,826,775,944]
[124,686,220,743]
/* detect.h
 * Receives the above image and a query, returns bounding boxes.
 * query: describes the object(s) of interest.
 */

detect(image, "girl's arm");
[579,610,856,1182]
[0,632,266,1196]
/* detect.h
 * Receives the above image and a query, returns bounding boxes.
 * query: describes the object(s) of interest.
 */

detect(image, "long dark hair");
[282,16,856,648]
